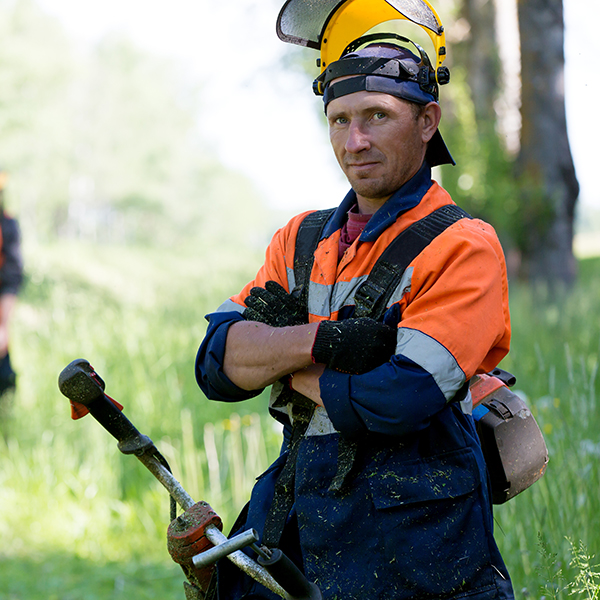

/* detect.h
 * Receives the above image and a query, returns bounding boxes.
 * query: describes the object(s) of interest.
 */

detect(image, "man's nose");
[345,122,370,154]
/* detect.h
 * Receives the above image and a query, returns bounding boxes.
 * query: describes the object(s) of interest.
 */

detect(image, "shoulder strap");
[292,208,336,306]
[329,205,471,495]
[354,204,471,320]
[261,208,335,548]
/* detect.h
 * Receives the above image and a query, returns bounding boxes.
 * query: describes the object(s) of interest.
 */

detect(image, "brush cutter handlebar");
[58,358,154,455]
[58,358,322,600]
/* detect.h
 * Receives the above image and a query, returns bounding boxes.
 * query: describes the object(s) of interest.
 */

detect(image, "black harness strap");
[291,208,336,308]
[262,208,334,548]
[354,204,471,320]
[331,204,472,493]
[261,401,314,547]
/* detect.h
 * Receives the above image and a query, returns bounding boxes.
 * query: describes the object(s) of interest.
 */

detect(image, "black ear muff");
[437,66,450,85]
[312,70,326,96]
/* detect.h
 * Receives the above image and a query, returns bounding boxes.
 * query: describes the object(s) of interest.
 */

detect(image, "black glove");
[312,317,397,374]
[243,281,307,328]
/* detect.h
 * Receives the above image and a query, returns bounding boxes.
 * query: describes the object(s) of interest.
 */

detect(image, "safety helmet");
[276,0,454,166]
[314,34,454,166]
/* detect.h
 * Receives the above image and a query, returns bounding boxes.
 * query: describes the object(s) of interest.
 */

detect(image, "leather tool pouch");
[471,370,549,504]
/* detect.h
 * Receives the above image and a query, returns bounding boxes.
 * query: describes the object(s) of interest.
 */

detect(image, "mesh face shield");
[276,0,448,76]
[275,0,454,166]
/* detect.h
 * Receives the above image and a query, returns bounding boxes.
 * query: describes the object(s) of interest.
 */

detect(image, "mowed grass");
[0,238,599,599]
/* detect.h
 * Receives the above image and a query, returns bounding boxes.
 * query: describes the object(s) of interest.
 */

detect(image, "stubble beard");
[346,165,413,204]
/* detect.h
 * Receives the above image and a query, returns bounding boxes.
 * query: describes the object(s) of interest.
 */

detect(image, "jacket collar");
[322,162,433,241]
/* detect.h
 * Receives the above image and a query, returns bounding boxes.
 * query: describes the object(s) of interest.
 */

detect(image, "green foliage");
[1,236,599,597]
[439,67,520,249]
[537,532,564,600]
[568,539,600,600]
[439,66,558,261]
[0,0,75,223]
[536,536,600,600]
[0,554,183,599]
[0,0,270,248]
[0,237,281,597]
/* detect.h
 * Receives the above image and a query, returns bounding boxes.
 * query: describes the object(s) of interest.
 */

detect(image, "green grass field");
[0,238,598,599]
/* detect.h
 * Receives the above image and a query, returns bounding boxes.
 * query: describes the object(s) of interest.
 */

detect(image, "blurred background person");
[0,165,24,425]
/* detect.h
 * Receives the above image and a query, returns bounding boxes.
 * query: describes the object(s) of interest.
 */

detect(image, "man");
[196,39,514,600]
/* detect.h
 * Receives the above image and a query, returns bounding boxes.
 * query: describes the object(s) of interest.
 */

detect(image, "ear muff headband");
[313,33,438,100]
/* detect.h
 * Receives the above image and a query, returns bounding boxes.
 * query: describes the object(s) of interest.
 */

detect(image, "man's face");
[327,90,434,211]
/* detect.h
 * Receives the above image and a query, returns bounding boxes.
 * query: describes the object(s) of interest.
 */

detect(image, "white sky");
[37,0,599,213]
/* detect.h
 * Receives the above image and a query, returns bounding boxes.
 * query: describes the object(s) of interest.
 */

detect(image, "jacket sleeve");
[320,355,447,438]
[195,309,265,402]
[195,213,311,401]
[320,219,510,439]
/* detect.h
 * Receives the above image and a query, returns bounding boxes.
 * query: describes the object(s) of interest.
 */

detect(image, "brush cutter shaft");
[136,452,195,511]
[58,358,294,599]
[127,455,289,597]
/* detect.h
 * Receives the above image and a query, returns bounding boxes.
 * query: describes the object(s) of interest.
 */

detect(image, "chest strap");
[262,208,335,548]
[291,208,336,305]
[354,204,471,320]
[331,204,472,493]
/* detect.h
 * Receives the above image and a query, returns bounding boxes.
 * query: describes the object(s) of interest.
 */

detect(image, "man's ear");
[420,102,442,144]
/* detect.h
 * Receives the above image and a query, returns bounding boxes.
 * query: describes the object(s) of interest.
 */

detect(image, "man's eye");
[373,112,386,120]
[335,116,348,125]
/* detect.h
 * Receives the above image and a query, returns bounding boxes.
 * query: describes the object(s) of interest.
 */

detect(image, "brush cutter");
[58,358,321,600]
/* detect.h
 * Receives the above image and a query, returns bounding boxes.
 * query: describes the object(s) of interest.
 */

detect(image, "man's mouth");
[347,161,378,170]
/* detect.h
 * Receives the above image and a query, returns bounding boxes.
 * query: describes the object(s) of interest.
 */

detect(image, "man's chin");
[349,180,393,201]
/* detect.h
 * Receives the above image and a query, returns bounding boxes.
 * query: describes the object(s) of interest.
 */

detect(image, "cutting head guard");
[314,34,454,167]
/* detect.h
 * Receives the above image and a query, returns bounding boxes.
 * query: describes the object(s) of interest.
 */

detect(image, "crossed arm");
[223,320,326,405]
[221,281,397,406]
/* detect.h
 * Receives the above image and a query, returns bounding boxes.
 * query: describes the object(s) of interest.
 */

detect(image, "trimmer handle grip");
[58,359,154,455]
[258,549,322,600]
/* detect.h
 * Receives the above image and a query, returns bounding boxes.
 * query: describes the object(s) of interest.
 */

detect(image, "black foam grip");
[258,549,322,600]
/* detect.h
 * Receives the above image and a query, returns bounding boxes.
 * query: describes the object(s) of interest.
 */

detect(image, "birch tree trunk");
[516,0,579,285]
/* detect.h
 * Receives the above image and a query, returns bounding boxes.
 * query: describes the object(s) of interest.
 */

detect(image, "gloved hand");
[243,280,307,328]
[312,317,397,374]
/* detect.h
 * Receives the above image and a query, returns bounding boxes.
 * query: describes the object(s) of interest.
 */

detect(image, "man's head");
[314,37,453,210]
[327,87,441,211]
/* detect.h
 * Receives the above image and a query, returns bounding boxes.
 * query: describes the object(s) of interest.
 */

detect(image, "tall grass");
[0,238,599,598]
[493,258,600,598]
[0,238,280,598]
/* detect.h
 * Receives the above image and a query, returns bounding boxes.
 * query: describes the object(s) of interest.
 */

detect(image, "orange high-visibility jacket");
[198,165,510,438]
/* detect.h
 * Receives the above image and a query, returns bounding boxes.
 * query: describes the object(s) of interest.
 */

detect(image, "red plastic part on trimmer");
[470,374,506,408]
[167,501,224,591]
[70,393,123,420]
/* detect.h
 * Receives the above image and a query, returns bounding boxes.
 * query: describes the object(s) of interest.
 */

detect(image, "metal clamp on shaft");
[192,528,260,569]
